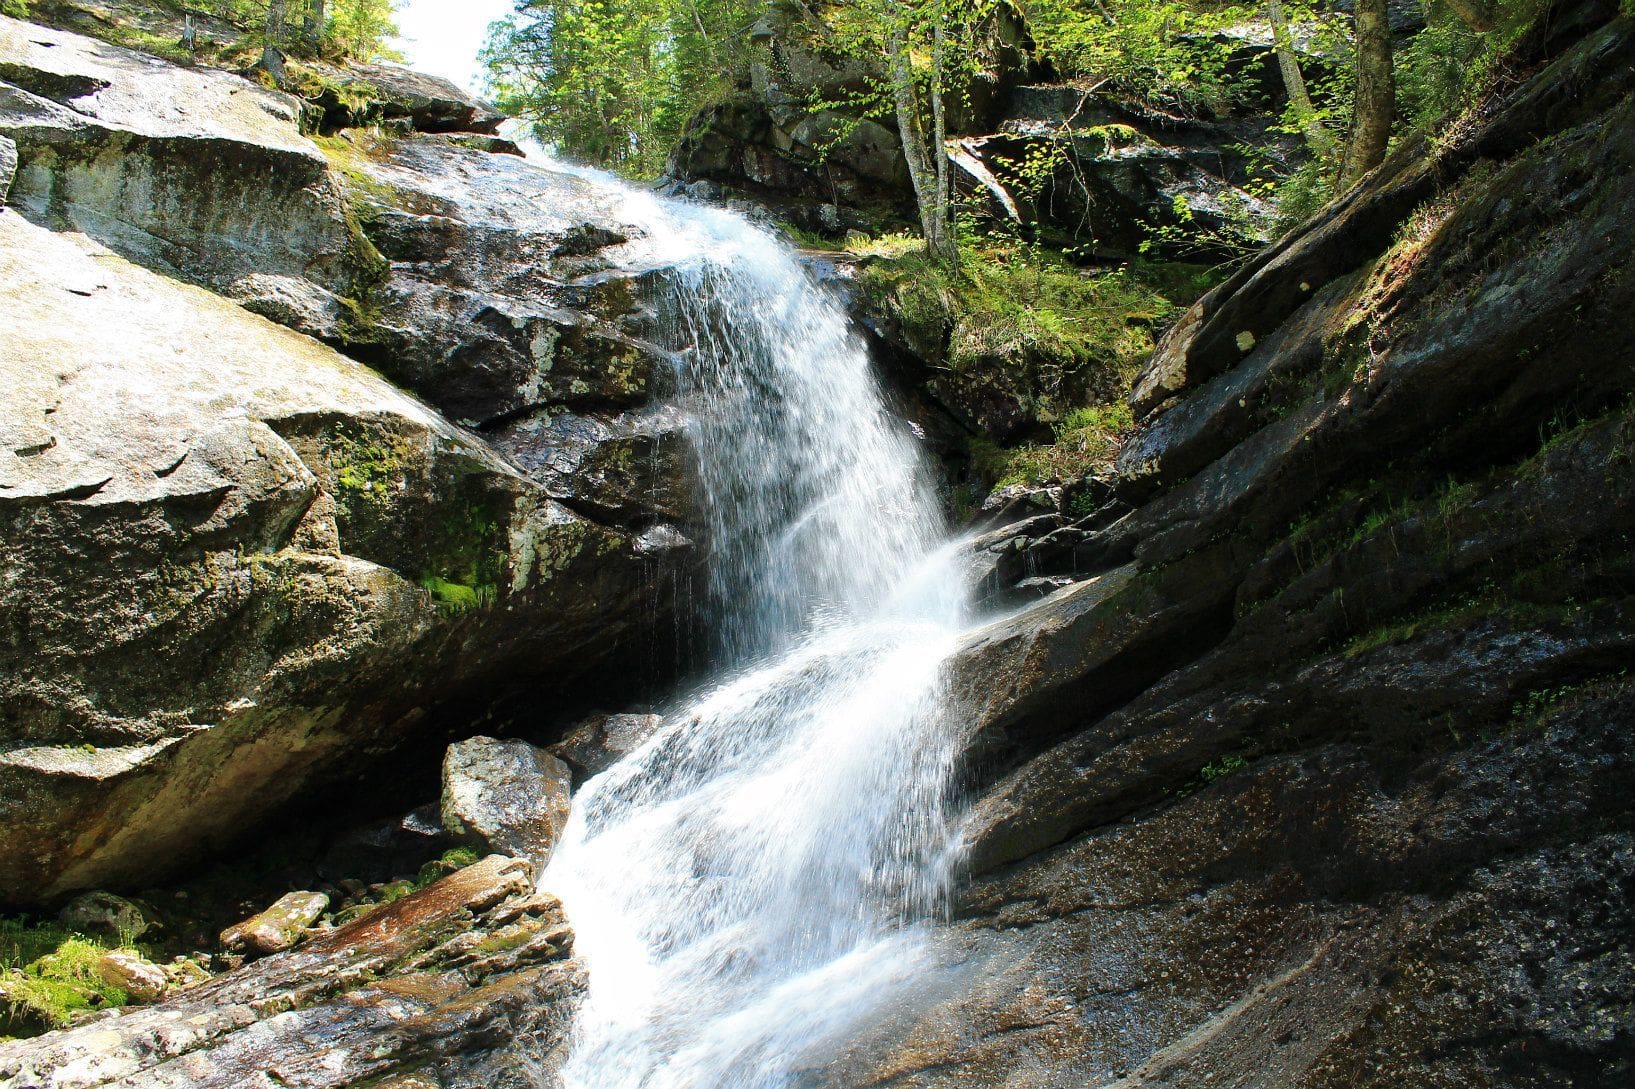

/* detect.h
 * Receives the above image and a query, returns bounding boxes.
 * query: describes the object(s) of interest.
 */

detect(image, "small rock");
[401,802,446,838]
[219,891,330,955]
[441,736,573,866]
[549,712,664,779]
[57,891,151,943]
[97,951,167,1004]
[164,956,212,990]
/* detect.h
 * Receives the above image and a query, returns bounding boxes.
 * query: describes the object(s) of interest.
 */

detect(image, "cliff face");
[840,3,1635,1085]
[0,13,698,904]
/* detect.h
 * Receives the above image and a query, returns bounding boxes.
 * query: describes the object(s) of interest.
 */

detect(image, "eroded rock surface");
[0,856,580,1089]
[0,215,685,903]
[844,4,1635,1086]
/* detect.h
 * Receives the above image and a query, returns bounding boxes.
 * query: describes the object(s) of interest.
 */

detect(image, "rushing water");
[538,166,973,1089]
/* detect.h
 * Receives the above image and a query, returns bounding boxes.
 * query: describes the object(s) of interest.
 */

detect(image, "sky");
[391,0,515,96]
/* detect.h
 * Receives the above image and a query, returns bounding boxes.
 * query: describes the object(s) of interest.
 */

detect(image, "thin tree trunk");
[262,0,287,77]
[683,0,719,68]
[1341,0,1395,187]
[888,26,947,262]
[1268,0,1338,159]
[930,11,956,267]
[303,0,325,56]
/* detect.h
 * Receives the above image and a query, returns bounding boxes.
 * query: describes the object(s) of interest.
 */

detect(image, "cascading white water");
[539,166,973,1089]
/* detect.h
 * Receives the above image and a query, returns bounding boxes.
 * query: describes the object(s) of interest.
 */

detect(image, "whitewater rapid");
[535,163,974,1089]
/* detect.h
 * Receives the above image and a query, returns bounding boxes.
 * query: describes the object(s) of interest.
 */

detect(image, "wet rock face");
[0,132,15,203]
[849,3,1635,1086]
[0,855,582,1089]
[441,738,573,868]
[549,711,665,781]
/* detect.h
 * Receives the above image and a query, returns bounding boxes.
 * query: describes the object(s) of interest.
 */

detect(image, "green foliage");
[1,921,129,1035]
[1024,0,1255,112]
[185,1,401,62]
[1,0,31,19]
[1510,673,1629,729]
[1199,753,1248,783]
[1396,0,1546,133]
[857,231,1172,381]
[856,230,1176,492]
[326,0,403,62]
[482,0,759,176]
[987,401,1138,488]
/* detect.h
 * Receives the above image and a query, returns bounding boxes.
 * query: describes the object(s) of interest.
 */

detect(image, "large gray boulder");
[0,15,371,337]
[0,214,686,904]
[0,15,697,542]
[308,58,507,134]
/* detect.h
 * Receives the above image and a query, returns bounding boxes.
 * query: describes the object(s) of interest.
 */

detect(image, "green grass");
[418,576,494,613]
[856,236,1174,383]
[1,919,131,1036]
[1199,753,1248,784]
[851,234,1175,499]
[984,400,1137,490]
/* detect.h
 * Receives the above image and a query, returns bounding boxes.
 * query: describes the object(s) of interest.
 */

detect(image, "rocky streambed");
[3,1,1634,1087]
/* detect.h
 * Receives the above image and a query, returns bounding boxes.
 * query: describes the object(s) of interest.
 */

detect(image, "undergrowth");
[855,233,1174,381]
[973,401,1137,490]
[0,919,132,1038]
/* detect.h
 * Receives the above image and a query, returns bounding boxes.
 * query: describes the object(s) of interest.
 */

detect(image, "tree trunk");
[929,11,957,267]
[1268,0,1338,159]
[303,0,325,56]
[262,0,288,77]
[1443,0,1496,33]
[1341,0,1394,187]
[888,26,950,263]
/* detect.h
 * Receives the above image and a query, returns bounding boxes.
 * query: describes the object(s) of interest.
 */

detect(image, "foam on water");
[536,159,973,1089]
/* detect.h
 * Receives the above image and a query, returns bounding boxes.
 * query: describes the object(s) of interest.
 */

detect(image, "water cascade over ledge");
[536,163,978,1088]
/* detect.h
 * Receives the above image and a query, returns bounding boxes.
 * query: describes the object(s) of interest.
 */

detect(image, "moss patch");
[978,401,1137,490]
[1,919,130,1037]
[856,236,1175,402]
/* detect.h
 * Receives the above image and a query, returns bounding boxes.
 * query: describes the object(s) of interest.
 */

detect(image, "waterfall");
[539,166,972,1089]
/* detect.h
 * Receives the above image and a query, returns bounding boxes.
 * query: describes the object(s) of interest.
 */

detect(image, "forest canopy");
[479,0,1564,252]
